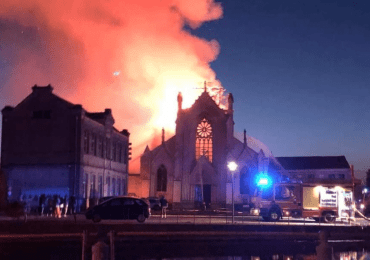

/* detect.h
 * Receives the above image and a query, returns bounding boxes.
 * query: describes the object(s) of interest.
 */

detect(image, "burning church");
[136,84,279,209]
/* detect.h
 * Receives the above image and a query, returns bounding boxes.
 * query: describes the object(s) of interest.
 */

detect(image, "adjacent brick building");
[1,85,130,210]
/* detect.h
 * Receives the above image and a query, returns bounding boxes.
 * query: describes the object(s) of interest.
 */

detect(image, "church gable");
[175,89,233,169]
[228,137,257,160]
[145,136,176,161]
[189,156,216,185]
[153,145,174,165]
[186,91,227,120]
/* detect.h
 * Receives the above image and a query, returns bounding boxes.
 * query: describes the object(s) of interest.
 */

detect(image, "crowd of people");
[20,194,76,218]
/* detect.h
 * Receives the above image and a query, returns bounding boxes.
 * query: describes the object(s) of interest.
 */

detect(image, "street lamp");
[227,161,238,224]
[363,188,368,203]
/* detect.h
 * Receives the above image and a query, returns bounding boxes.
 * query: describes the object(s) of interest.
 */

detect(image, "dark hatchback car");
[98,196,114,204]
[86,196,150,223]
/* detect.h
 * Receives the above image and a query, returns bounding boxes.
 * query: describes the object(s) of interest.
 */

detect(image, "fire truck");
[256,181,353,223]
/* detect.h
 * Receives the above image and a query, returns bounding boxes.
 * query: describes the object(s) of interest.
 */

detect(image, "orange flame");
[0,0,223,173]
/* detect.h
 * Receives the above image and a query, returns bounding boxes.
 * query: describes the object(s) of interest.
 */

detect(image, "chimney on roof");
[228,93,234,112]
[162,127,165,145]
[73,104,82,109]
[243,129,247,148]
[104,109,112,115]
[121,129,130,137]
[2,106,14,113]
[32,84,53,93]
[177,92,183,112]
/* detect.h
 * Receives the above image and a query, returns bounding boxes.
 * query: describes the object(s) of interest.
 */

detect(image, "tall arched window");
[157,165,167,192]
[196,118,213,162]
[240,167,250,195]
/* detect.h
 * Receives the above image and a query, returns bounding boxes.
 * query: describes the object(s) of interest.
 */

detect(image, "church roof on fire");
[181,89,227,116]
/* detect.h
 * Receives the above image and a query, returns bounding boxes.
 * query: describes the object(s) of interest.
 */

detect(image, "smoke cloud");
[0,0,223,172]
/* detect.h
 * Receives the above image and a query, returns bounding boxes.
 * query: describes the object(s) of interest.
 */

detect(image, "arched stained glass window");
[157,165,167,192]
[196,118,213,162]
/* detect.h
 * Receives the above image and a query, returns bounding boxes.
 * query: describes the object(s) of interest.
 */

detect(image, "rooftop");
[276,156,350,170]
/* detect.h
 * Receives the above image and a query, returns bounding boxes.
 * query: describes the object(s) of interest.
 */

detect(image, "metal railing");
[147,209,362,226]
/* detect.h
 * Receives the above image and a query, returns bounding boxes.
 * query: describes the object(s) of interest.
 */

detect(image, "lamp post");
[363,188,368,204]
[227,161,238,224]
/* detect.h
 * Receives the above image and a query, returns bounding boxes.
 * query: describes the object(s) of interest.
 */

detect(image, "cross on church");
[194,81,213,92]
[195,81,225,105]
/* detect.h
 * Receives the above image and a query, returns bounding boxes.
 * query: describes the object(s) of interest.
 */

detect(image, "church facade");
[140,88,276,209]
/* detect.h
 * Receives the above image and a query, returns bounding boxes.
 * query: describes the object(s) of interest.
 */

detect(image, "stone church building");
[139,87,278,209]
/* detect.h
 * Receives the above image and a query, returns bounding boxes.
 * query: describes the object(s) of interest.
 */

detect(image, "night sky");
[193,0,370,179]
[0,0,369,179]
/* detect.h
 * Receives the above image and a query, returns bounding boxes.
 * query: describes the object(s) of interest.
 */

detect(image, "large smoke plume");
[0,0,223,172]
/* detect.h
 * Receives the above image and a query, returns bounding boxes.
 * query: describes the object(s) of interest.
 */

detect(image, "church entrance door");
[203,184,211,209]
[194,185,211,209]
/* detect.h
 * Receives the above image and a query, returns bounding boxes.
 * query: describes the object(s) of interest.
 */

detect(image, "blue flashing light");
[255,173,272,188]
[258,178,269,186]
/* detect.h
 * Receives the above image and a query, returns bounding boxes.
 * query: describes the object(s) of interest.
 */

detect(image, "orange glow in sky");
[0,0,223,173]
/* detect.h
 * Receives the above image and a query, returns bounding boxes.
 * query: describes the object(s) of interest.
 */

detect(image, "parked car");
[98,196,114,204]
[86,196,150,223]
[147,197,161,211]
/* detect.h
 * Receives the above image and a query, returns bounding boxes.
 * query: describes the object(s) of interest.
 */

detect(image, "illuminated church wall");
[139,88,270,209]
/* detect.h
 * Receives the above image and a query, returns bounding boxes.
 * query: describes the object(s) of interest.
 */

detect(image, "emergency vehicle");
[256,181,353,223]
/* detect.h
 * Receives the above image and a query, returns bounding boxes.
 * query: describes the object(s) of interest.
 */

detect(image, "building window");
[98,176,103,198]
[32,110,51,119]
[84,131,90,154]
[32,110,43,119]
[44,110,51,119]
[157,165,167,192]
[118,179,121,195]
[112,178,116,196]
[106,138,111,159]
[118,144,122,163]
[83,173,88,199]
[338,174,345,180]
[329,174,335,179]
[240,167,251,195]
[112,142,117,161]
[90,175,96,198]
[124,144,128,164]
[91,133,97,156]
[195,118,213,162]
[122,179,127,195]
[106,177,111,196]
[308,174,315,179]
[98,136,104,158]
